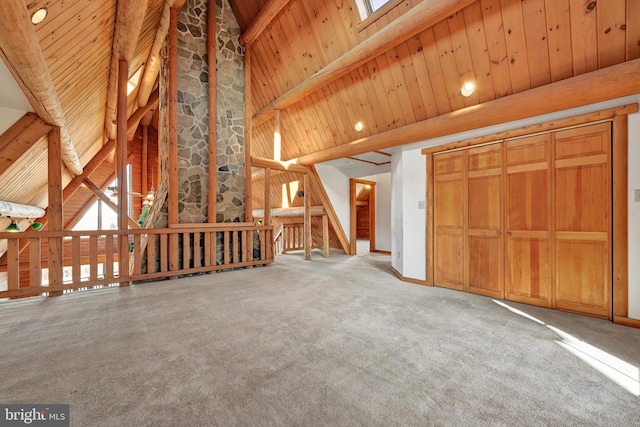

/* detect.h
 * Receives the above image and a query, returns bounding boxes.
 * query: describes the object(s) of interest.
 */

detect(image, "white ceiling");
[0,59,33,136]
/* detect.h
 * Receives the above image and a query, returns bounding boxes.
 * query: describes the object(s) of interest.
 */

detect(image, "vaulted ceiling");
[229,0,640,164]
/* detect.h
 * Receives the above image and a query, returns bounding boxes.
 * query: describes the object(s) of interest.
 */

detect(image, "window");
[355,0,403,22]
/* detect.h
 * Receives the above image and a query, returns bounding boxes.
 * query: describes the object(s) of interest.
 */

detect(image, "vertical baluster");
[72,236,81,284]
[90,235,98,282]
[147,234,156,274]
[160,233,168,272]
[30,238,41,288]
[183,232,191,269]
[193,232,201,268]
[231,230,238,264]
[134,234,142,276]
[105,234,114,280]
[7,238,20,292]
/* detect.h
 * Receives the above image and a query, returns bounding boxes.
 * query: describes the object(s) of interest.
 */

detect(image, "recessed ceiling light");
[461,81,475,97]
[354,122,364,132]
[31,7,48,25]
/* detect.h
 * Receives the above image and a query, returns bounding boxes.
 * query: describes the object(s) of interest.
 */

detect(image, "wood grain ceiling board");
[236,0,638,162]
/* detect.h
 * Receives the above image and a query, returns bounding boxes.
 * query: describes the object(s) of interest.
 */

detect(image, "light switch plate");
[418,201,426,209]
[635,190,640,203]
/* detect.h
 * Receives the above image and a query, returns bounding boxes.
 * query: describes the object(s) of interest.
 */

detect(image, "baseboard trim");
[614,316,640,329]
[372,249,391,255]
[390,266,431,286]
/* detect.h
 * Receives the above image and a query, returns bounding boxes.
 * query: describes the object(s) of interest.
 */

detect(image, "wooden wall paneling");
[395,40,428,122]
[544,0,573,82]
[627,0,640,60]
[419,27,452,114]
[405,34,440,118]
[462,2,497,104]
[289,3,330,67]
[432,20,466,111]
[499,0,531,93]
[553,122,611,319]
[466,143,503,298]
[612,114,628,320]
[333,77,365,141]
[447,10,481,107]
[349,68,384,134]
[504,133,552,307]
[480,0,512,98]
[361,61,399,131]
[569,0,599,75]
[239,0,292,46]
[521,0,551,87]
[319,85,351,142]
[596,0,626,68]
[433,150,465,290]
[308,91,338,150]
[380,8,419,125]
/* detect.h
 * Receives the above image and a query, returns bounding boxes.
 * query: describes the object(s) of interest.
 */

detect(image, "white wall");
[390,94,640,319]
[315,164,351,239]
[628,111,640,319]
[391,153,403,274]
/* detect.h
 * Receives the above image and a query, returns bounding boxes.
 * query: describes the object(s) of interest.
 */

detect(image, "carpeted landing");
[1,251,639,426]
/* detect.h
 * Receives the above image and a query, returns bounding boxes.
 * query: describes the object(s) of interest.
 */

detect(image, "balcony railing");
[0,223,273,298]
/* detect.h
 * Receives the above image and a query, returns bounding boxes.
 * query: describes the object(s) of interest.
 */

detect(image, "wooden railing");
[0,223,273,299]
[282,223,305,253]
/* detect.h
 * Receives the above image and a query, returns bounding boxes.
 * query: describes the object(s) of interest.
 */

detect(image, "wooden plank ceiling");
[0,0,165,237]
[229,0,639,162]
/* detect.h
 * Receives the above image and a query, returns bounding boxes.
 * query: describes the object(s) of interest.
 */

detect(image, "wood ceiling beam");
[239,0,292,46]
[0,113,53,176]
[104,0,149,140]
[127,89,159,140]
[252,0,477,128]
[0,200,46,219]
[251,156,307,174]
[138,1,171,107]
[295,58,640,165]
[82,177,140,230]
[0,0,83,176]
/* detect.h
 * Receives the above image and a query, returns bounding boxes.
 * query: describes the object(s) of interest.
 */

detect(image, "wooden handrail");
[0,224,275,298]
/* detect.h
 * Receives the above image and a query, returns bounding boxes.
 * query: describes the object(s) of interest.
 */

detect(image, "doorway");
[350,178,376,254]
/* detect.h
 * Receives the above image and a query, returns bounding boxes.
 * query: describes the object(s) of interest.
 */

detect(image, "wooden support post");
[304,174,311,260]
[142,124,148,196]
[322,214,329,258]
[264,168,271,226]
[168,6,180,272]
[47,127,63,296]
[117,59,130,284]
[244,44,254,267]
[208,0,217,224]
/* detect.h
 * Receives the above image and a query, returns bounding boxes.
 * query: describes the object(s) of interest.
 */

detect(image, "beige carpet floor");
[1,250,639,426]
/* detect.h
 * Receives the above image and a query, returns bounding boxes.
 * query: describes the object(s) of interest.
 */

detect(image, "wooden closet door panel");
[505,134,552,307]
[554,123,611,319]
[434,151,465,290]
[467,144,503,298]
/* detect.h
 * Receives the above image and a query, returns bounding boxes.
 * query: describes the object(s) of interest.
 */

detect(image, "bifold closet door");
[554,123,611,319]
[433,151,465,291]
[466,144,503,298]
[504,134,552,307]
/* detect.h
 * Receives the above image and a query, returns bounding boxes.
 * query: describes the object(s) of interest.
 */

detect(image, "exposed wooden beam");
[0,0,83,176]
[138,1,170,107]
[240,0,291,46]
[0,200,45,219]
[0,113,52,175]
[82,178,140,229]
[296,59,640,165]
[253,206,324,218]
[306,165,351,255]
[104,0,148,140]
[252,156,307,174]
[252,0,477,128]
[127,89,160,140]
